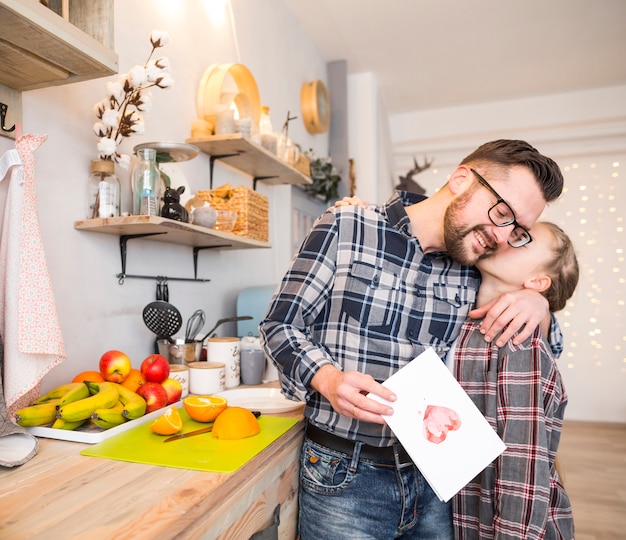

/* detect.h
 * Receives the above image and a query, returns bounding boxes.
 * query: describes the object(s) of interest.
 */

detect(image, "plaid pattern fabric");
[452,321,574,539]
[260,192,480,446]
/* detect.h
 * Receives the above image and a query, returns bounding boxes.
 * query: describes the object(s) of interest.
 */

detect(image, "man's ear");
[447,166,474,195]
[524,275,552,294]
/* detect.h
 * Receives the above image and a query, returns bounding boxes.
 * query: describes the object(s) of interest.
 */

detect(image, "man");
[260,140,564,539]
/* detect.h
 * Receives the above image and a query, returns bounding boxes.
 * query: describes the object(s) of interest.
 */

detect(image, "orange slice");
[150,406,183,435]
[183,395,228,423]
[212,406,260,440]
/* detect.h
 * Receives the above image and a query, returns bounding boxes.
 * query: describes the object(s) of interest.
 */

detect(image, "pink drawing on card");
[422,405,462,444]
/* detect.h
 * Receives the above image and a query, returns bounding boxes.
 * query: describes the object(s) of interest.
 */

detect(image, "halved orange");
[212,406,260,440]
[150,406,183,435]
[72,370,104,383]
[183,395,228,423]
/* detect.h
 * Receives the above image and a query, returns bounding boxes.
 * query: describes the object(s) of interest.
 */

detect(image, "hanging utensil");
[143,300,183,344]
[185,309,206,342]
[197,315,253,343]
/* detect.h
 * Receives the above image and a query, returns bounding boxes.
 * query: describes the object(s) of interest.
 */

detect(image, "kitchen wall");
[0,0,330,392]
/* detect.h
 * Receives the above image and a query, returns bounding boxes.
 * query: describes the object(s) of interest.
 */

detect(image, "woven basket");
[196,184,269,241]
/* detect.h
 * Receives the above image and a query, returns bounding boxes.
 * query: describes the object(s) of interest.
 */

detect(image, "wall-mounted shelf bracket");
[193,245,231,279]
[252,175,278,190]
[209,153,240,189]
[117,233,211,284]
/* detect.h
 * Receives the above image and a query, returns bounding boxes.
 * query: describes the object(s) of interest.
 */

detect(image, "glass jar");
[131,148,160,216]
[87,159,120,219]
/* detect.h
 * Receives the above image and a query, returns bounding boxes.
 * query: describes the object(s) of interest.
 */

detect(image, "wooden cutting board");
[80,408,298,473]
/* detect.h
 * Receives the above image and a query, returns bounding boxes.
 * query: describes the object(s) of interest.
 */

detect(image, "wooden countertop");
[0,387,305,539]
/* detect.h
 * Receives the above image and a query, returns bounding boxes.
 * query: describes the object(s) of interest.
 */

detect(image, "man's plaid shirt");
[260,192,480,446]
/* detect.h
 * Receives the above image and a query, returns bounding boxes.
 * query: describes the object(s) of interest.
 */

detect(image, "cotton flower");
[97,137,117,157]
[127,65,148,89]
[105,80,125,103]
[93,122,107,137]
[92,31,173,164]
[101,108,120,129]
[136,92,152,112]
[155,73,174,89]
[150,30,170,48]
[116,153,131,170]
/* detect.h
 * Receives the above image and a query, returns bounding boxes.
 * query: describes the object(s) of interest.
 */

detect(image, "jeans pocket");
[300,439,355,495]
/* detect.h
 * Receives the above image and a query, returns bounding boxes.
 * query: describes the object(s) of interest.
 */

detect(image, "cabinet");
[0,0,118,137]
[0,0,117,91]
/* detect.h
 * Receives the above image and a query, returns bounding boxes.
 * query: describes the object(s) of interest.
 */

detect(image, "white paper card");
[370,347,506,502]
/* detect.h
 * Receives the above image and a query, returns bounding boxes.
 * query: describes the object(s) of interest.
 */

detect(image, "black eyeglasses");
[470,168,533,248]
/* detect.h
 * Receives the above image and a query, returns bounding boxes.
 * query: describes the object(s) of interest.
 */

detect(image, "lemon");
[212,406,260,440]
[183,395,228,423]
[150,406,182,435]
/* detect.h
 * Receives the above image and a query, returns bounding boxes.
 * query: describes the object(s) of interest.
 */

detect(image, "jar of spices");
[87,159,120,219]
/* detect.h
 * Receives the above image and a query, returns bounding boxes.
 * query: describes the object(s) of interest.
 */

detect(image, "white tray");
[26,400,183,444]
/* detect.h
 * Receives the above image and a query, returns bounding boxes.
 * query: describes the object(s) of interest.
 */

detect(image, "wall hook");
[0,102,15,133]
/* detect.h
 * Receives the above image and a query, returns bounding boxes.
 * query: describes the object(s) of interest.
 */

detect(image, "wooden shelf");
[0,0,118,91]
[186,134,312,187]
[74,216,271,250]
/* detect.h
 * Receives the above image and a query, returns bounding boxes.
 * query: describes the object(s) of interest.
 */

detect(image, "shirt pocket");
[342,260,400,328]
[428,283,476,343]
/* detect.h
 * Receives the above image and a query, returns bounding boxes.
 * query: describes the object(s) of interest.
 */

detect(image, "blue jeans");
[298,437,453,539]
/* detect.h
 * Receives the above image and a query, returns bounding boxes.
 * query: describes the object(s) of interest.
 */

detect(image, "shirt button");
[372,275,380,285]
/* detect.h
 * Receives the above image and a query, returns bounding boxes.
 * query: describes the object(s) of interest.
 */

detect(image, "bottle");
[258,105,277,154]
[131,148,160,216]
[87,159,120,219]
[259,105,273,135]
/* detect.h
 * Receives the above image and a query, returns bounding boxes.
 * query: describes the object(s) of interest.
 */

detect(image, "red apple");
[161,378,183,405]
[140,354,170,383]
[99,350,132,383]
[136,382,168,414]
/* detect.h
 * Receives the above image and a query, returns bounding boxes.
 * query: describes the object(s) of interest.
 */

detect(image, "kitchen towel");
[0,335,38,467]
[0,134,66,416]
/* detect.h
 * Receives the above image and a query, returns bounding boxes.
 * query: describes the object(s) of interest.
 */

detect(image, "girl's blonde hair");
[541,222,580,312]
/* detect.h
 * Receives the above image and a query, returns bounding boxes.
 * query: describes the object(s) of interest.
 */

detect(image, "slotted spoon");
[143,300,183,343]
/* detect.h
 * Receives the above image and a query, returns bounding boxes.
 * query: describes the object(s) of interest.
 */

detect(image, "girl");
[450,222,579,539]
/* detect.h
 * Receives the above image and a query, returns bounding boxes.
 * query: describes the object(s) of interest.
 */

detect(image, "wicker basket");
[196,184,269,241]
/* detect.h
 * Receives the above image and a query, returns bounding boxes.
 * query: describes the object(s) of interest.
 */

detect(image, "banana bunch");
[89,383,147,427]
[15,380,148,430]
[92,400,127,429]
[57,381,119,422]
[15,382,90,427]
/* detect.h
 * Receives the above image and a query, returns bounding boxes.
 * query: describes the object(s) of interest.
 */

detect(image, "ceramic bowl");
[190,204,217,228]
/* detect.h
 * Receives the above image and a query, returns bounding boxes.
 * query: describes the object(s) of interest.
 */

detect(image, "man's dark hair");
[460,139,563,202]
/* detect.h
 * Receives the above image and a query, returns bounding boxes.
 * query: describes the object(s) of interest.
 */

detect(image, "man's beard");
[443,193,496,266]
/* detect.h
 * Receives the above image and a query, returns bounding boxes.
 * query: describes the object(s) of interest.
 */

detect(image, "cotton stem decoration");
[93,30,174,168]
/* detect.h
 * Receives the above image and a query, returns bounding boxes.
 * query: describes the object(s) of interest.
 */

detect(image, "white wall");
[386,85,626,423]
[0,0,329,391]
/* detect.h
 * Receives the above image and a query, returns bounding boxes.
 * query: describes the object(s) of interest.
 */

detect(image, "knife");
[164,410,262,443]
[164,424,214,443]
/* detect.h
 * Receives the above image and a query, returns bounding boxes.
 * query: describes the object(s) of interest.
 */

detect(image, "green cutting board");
[80,408,299,473]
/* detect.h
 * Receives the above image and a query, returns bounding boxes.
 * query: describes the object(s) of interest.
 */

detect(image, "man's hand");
[332,195,369,209]
[469,288,549,347]
[310,364,396,424]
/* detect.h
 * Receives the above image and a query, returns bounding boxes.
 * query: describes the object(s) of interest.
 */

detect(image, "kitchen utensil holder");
[116,233,211,284]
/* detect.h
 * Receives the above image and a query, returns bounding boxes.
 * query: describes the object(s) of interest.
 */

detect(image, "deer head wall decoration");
[396,156,433,194]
